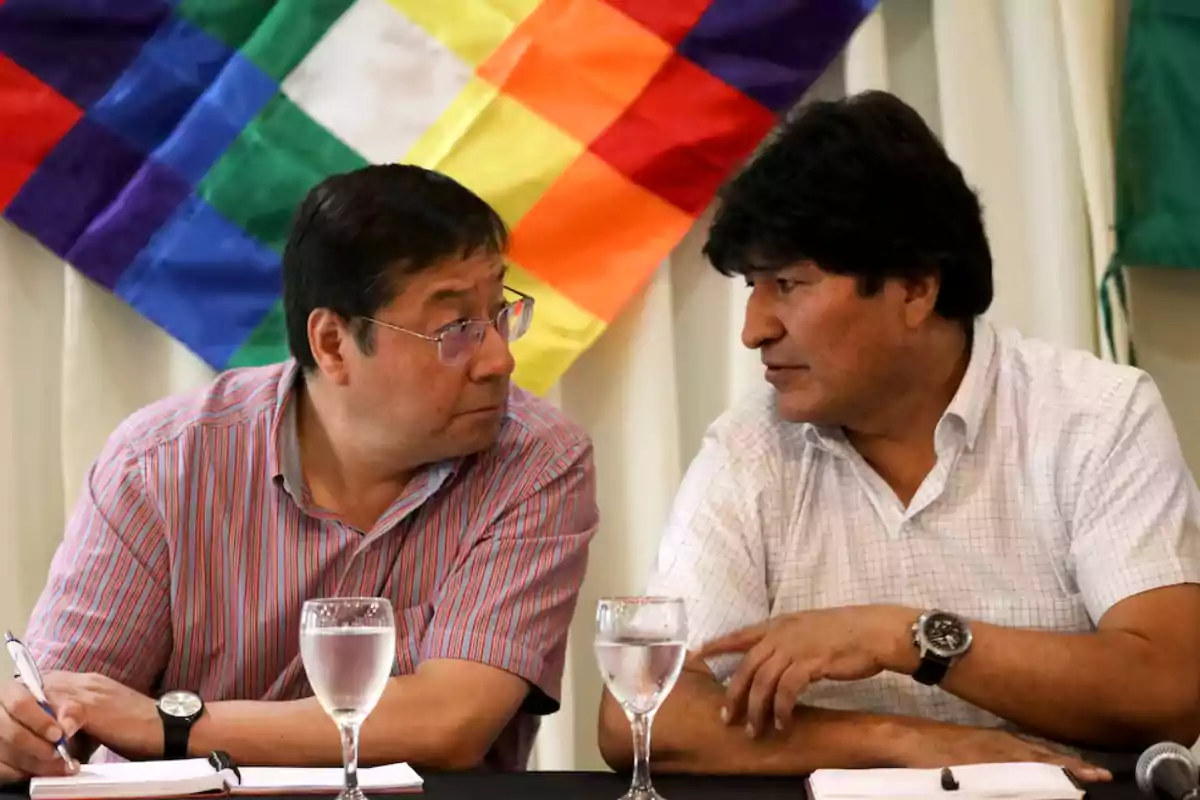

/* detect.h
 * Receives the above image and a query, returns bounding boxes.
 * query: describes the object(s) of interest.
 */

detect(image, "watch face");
[922,611,972,657]
[159,690,202,719]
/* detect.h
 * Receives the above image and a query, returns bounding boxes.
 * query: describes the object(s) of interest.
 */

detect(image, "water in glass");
[594,637,685,716]
[594,597,687,800]
[301,626,395,725]
[300,598,396,800]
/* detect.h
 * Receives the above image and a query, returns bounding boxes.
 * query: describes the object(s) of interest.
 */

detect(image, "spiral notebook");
[28,752,423,799]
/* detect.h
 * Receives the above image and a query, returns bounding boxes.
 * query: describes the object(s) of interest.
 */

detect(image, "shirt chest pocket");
[393,605,432,675]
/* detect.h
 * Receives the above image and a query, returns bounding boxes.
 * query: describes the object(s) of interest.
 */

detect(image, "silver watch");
[911,609,972,686]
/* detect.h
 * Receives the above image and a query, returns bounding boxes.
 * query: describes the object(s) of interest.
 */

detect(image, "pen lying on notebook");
[4,630,78,771]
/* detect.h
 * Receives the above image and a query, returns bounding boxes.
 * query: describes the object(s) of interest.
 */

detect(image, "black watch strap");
[912,652,951,686]
[161,715,192,759]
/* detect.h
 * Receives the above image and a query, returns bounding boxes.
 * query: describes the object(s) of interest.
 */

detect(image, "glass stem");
[629,711,654,794]
[340,723,361,796]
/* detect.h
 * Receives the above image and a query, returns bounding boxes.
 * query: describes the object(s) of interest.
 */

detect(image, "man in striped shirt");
[0,165,598,782]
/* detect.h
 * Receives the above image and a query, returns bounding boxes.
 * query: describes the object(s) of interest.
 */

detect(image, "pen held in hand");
[4,630,79,772]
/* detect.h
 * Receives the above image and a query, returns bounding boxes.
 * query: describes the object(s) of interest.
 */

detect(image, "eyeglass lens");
[438,297,532,364]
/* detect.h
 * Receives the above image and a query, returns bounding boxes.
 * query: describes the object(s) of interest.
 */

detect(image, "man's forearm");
[599,668,905,775]
[188,676,480,769]
[928,622,1199,748]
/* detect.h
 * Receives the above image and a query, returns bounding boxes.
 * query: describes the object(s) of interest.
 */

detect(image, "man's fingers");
[0,680,24,708]
[720,644,773,726]
[0,686,63,744]
[0,762,24,786]
[744,653,789,738]
[0,678,81,781]
[1052,754,1111,783]
[53,701,82,739]
[698,625,767,658]
[772,663,811,733]
[0,722,62,777]
[681,651,712,677]
[1014,738,1111,784]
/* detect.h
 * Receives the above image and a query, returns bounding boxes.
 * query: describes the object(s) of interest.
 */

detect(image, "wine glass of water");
[300,597,396,800]
[594,597,687,800]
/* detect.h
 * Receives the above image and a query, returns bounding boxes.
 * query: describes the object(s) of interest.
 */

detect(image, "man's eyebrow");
[425,286,473,306]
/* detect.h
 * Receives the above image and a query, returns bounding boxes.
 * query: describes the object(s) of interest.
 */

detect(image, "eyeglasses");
[361,287,535,366]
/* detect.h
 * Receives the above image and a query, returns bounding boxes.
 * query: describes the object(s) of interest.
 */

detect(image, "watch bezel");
[913,609,972,659]
[158,689,204,721]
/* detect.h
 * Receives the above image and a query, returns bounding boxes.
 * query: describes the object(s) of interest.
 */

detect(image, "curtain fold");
[1058,0,1126,363]
[58,270,216,510]
[0,219,66,638]
[1006,0,1096,353]
[932,0,1037,342]
[845,5,889,94]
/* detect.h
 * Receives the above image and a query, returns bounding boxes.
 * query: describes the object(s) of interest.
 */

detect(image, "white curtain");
[0,0,1126,771]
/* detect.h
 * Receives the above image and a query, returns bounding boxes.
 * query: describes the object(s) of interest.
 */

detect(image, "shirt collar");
[802,317,997,454]
[267,360,304,496]
[265,359,470,507]
[939,317,997,452]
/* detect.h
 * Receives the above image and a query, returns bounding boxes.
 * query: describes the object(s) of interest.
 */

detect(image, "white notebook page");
[29,759,228,799]
[809,762,1084,800]
[239,763,423,791]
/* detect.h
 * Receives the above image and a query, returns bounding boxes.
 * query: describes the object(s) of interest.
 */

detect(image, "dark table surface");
[0,770,1147,800]
[426,771,1143,800]
[422,771,1140,799]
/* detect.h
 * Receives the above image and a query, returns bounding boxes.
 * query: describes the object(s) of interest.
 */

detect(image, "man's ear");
[307,308,355,386]
[903,272,941,328]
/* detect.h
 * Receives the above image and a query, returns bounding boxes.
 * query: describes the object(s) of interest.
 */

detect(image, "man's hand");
[698,606,918,735]
[893,720,1112,783]
[41,673,160,762]
[0,678,76,784]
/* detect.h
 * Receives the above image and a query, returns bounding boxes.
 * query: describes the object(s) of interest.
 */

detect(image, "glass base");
[337,789,368,800]
[620,788,667,800]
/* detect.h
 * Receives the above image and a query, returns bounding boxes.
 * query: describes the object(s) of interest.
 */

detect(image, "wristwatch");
[157,689,204,759]
[911,609,972,686]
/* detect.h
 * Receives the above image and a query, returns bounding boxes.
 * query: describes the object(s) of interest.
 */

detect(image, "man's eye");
[745,276,803,293]
[436,319,471,335]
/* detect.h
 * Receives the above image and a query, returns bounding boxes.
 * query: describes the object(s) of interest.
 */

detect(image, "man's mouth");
[764,365,809,383]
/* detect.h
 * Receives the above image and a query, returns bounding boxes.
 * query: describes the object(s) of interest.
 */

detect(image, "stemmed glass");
[300,598,397,800]
[594,597,688,800]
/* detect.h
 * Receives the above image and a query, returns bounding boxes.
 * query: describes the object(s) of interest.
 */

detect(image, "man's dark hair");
[283,164,508,369]
[704,90,993,322]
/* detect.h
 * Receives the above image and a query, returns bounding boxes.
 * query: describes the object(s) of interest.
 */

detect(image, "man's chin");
[771,391,831,425]
[445,409,506,452]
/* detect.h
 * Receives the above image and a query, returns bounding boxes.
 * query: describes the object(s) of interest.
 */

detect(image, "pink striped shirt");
[25,361,597,770]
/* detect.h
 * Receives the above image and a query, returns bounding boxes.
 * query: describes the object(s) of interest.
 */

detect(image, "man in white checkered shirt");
[600,91,1200,782]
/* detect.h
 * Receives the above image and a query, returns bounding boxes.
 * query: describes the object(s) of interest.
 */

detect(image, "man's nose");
[742,285,784,350]
[470,324,515,380]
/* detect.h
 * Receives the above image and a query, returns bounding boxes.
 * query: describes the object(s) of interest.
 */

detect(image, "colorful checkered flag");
[0,0,876,393]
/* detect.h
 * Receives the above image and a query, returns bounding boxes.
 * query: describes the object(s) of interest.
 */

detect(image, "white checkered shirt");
[647,319,1200,728]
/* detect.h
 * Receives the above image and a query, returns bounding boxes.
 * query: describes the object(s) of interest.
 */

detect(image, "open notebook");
[28,753,423,799]
[807,762,1085,800]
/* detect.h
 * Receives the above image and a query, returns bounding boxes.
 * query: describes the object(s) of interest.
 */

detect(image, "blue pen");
[4,630,77,770]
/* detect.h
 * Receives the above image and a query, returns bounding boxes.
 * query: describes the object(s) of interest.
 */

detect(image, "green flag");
[1111,0,1200,362]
